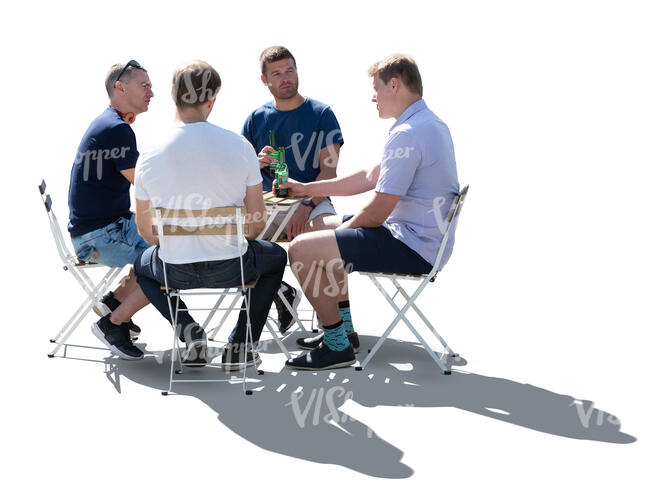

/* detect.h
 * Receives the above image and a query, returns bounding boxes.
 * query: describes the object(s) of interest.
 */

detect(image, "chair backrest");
[38,179,75,264]
[152,206,249,289]
[430,184,469,277]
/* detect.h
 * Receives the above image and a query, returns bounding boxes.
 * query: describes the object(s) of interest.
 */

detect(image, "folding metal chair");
[205,191,315,356]
[154,205,269,396]
[38,179,126,358]
[355,185,469,375]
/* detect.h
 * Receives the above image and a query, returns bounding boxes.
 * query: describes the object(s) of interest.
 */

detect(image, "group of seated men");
[67,46,460,371]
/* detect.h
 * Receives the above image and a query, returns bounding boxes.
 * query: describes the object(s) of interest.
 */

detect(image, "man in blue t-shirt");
[67,60,154,360]
[242,46,344,332]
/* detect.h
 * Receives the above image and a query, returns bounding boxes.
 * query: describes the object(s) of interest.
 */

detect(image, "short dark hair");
[259,46,296,76]
[368,54,423,97]
[105,62,147,97]
[171,60,221,109]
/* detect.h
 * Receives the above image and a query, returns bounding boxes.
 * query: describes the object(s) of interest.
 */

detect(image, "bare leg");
[288,230,348,326]
[306,213,341,233]
[112,267,139,302]
[110,285,149,325]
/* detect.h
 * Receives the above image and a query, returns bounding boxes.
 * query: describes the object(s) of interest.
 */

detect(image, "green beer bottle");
[268,130,279,173]
[275,147,289,198]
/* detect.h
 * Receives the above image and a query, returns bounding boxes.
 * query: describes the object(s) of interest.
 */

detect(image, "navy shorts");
[334,215,433,274]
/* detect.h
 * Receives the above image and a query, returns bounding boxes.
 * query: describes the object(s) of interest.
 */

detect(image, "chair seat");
[357,271,428,280]
[160,275,259,291]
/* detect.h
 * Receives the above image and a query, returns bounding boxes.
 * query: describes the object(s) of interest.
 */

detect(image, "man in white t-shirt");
[98,60,287,370]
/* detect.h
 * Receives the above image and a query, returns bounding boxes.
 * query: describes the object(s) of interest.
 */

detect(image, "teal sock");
[323,320,349,351]
[338,301,354,335]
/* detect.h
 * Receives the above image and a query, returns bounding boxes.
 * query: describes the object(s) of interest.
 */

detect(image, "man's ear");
[114,80,125,96]
[390,77,400,93]
[261,74,268,86]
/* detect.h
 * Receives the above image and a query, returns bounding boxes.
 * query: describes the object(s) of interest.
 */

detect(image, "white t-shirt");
[135,122,261,263]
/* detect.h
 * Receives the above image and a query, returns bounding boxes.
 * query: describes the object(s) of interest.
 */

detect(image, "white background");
[2,0,648,493]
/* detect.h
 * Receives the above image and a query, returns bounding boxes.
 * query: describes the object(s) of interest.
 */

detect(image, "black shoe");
[181,324,208,367]
[285,343,356,371]
[221,342,261,372]
[91,315,143,360]
[93,291,141,340]
[274,283,302,334]
[296,332,360,353]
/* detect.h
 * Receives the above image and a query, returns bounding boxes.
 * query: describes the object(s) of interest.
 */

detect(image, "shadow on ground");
[94,334,636,479]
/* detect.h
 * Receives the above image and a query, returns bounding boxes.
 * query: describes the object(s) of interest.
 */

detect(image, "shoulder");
[302,97,334,116]
[246,101,276,120]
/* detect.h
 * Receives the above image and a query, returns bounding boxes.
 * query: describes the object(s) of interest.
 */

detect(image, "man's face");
[120,69,154,114]
[372,74,394,119]
[262,58,299,100]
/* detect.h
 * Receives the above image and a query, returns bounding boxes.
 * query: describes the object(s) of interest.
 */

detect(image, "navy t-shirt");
[68,108,139,236]
[242,97,344,191]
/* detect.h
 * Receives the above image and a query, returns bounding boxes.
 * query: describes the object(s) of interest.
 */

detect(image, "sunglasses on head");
[114,60,142,87]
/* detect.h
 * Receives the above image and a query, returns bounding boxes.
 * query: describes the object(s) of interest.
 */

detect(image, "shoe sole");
[297,342,360,354]
[222,356,262,373]
[91,322,143,361]
[182,341,207,367]
[285,359,356,371]
[92,304,140,340]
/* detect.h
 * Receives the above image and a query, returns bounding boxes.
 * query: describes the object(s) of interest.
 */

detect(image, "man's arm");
[135,198,158,245]
[310,143,340,204]
[285,143,341,238]
[280,164,380,198]
[337,191,400,229]
[243,182,266,240]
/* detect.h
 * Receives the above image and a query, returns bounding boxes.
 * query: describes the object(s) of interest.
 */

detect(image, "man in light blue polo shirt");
[279,54,460,371]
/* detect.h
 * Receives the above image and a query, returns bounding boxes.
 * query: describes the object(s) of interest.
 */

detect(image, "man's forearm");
[305,166,379,198]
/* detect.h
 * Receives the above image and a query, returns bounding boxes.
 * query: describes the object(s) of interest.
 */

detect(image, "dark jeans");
[134,241,286,343]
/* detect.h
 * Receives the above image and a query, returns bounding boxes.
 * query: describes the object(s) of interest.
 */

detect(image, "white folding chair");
[355,185,469,375]
[205,191,315,355]
[154,205,271,396]
[38,179,126,358]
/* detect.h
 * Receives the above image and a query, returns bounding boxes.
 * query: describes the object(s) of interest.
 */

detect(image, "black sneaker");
[221,342,261,372]
[285,343,356,371]
[181,324,207,367]
[93,291,141,340]
[296,332,360,353]
[91,315,143,360]
[274,282,302,334]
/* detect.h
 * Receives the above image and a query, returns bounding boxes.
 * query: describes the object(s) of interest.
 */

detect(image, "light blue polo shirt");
[375,99,460,267]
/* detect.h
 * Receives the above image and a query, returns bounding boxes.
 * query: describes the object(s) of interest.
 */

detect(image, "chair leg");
[360,275,451,374]
[48,266,123,357]
[391,280,456,357]
[207,289,242,341]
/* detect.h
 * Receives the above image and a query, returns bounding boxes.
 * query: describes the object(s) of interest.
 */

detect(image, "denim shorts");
[261,198,336,240]
[71,216,151,267]
[334,215,433,275]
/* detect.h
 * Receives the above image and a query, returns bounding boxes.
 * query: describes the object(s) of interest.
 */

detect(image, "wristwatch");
[301,199,316,209]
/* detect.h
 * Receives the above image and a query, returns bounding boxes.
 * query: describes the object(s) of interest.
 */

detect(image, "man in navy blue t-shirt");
[67,61,154,360]
[242,46,344,332]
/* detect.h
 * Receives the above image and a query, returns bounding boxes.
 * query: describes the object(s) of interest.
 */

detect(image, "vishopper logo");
[148,339,276,366]
[151,192,266,229]
[427,196,452,234]
[571,400,621,429]
[75,146,131,181]
[290,258,354,299]
[172,66,219,106]
[283,129,342,172]
[286,385,415,437]
[382,145,416,162]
